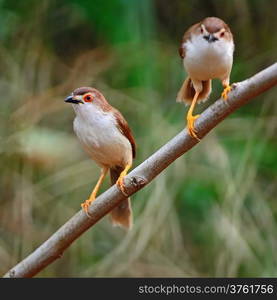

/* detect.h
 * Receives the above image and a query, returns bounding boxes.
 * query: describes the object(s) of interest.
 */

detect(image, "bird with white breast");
[65,87,136,229]
[177,17,234,140]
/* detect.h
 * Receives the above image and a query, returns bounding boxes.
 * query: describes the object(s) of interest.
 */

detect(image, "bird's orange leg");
[186,91,201,141]
[81,167,108,215]
[221,79,232,100]
[116,164,132,196]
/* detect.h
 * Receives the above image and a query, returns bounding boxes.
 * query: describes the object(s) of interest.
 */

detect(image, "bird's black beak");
[64,95,83,104]
[203,34,218,43]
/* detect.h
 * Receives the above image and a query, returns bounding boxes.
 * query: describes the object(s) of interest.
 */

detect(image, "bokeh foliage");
[0,0,276,277]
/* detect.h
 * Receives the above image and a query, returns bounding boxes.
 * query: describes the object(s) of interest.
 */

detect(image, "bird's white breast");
[73,104,132,168]
[183,35,234,81]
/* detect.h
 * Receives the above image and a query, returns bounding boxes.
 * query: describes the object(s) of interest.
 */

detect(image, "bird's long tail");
[109,166,133,229]
[176,77,212,104]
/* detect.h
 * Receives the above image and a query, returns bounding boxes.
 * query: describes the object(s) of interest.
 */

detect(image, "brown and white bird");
[177,17,234,140]
[65,87,136,229]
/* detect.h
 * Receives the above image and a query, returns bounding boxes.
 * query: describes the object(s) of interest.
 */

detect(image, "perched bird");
[65,87,136,229]
[177,17,234,140]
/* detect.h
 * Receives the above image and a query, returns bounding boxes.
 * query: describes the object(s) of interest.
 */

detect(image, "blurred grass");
[0,0,276,277]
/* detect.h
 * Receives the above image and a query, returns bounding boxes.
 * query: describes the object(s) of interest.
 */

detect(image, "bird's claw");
[81,198,94,218]
[116,177,129,197]
[187,114,201,141]
[221,85,232,100]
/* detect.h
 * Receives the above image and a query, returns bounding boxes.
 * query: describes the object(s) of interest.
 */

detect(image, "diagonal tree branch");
[3,63,277,278]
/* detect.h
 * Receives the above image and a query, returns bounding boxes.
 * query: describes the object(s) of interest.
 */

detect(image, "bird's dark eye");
[84,94,93,102]
[220,31,225,37]
[200,28,203,34]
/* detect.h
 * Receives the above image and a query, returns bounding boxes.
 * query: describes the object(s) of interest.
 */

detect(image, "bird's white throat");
[183,34,234,81]
[72,103,132,168]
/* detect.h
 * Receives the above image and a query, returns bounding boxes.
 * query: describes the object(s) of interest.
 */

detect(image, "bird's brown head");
[65,87,111,112]
[196,17,233,43]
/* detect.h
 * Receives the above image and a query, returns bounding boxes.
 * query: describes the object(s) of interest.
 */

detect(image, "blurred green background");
[0,0,276,277]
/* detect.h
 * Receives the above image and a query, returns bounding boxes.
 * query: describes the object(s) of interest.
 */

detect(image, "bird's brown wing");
[179,46,185,59]
[179,22,200,59]
[114,109,136,159]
